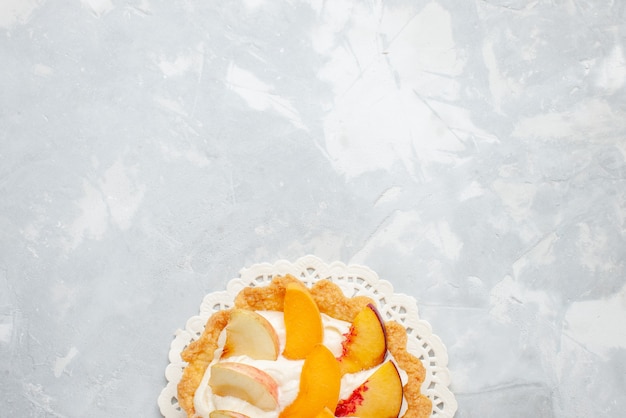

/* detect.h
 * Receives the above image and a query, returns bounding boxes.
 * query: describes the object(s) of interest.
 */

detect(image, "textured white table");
[1,1,625,417]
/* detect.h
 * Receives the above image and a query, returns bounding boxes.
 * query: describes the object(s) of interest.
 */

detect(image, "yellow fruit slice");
[335,360,403,417]
[314,407,336,418]
[338,303,387,374]
[279,344,341,418]
[282,282,323,359]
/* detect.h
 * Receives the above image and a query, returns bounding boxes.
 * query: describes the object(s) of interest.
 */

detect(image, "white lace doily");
[158,255,457,417]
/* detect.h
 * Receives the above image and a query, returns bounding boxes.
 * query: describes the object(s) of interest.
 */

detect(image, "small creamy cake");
[177,274,432,418]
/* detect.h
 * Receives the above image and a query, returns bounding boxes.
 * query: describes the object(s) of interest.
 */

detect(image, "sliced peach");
[209,411,250,418]
[221,309,280,360]
[337,303,387,374]
[314,407,336,418]
[209,362,278,411]
[282,282,323,359]
[279,344,341,418]
[335,360,403,417]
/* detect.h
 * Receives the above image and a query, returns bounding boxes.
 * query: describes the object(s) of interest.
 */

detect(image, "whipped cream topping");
[193,310,408,418]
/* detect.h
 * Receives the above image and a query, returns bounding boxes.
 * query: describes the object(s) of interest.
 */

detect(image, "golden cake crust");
[177,274,432,418]
[177,310,230,417]
[386,321,432,418]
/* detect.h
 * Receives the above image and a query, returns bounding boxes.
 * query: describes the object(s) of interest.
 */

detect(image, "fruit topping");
[314,407,336,418]
[337,303,387,374]
[335,360,403,418]
[208,362,279,411]
[221,309,280,361]
[209,410,250,418]
[282,282,324,359]
[279,344,341,418]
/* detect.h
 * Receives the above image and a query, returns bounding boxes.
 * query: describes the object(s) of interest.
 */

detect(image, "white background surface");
[1,1,625,417]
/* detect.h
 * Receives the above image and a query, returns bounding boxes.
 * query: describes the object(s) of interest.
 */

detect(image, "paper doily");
[158,255,457,417]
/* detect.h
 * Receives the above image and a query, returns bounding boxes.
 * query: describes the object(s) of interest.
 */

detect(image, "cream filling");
[193,311,408,417]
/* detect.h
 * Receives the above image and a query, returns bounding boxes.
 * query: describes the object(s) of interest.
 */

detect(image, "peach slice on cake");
[209,411,250,418]
[220,309,280,360]
[279,344,341,418]
[335,360,403,418]
[208,362,278,411]
[314,407,336,418]
[337,303,387,374]
[282,282,323,359]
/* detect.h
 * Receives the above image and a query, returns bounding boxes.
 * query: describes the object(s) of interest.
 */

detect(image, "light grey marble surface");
[1,1,625,417]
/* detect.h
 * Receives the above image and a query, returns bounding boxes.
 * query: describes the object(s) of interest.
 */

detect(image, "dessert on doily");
[158,256,457,418]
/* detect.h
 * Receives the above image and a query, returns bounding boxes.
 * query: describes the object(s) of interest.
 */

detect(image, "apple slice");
[282,282,323,359]
[209,411,250,418]
[209,362,278,411]
[335,360,403,417]
[338,303,387,374]
[221,309,280,360]
[279,344,341,418]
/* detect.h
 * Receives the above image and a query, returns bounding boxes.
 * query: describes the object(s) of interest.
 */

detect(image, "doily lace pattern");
[158,255,457,417]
